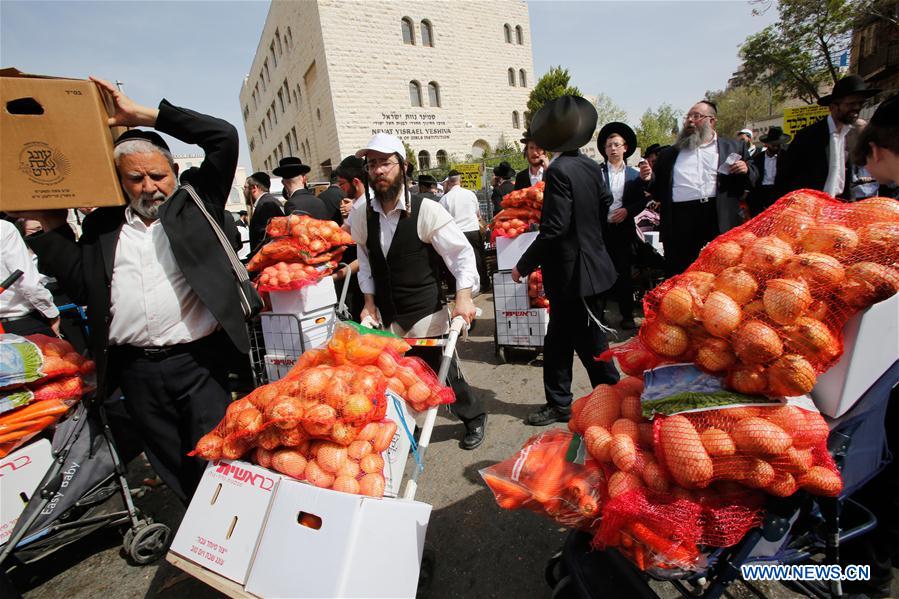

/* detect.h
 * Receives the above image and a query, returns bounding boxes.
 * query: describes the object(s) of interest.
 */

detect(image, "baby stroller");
[544,362,898,599]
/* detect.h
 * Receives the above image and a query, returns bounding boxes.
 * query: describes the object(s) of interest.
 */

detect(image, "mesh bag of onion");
[255,260,338,293]
[481,428,604,529]
[606,191,899,395]
[264,214,354,253]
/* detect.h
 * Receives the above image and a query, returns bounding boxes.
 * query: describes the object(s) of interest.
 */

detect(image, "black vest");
[367,195,444,330]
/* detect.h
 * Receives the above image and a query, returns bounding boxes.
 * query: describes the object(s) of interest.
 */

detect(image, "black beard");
[373,173,405,204]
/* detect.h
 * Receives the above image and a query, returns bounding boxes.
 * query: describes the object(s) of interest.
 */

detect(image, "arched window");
[519,69,527,87]
[420,20,433,47]
[516,25,523,44]
[401,17,415,45]
[436,150,448,167]
[409,80,423,107]
[418,151,431,170]
[471,139,490,159]
[503,24,512,43]
[508,68,516,86]
[427,81,441,107]
[512,111,520,129]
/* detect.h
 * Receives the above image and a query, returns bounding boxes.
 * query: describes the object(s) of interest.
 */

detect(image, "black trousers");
[1,312,54,337]
[109,332,231,503]
[408,345,484,423]
[747,186,778,217]
[542,294,619,407]
[604,222,636,319]
[463,230,490,292]
[664,198,719,277]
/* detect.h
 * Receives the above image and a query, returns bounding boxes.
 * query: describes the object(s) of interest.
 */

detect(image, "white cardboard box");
[0,438,54,546]
[169,460,282,585]
[245,480,432,599]
[812,293,899,418]
[644,231,664,256]
[495,231,538,270]
[495,307,549,347]
[263,353,296,383]
[269,276,337,315]
[383,391,414,498]
[261,307,336,356]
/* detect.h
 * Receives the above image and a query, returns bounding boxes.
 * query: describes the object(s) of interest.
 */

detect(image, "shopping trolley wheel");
[496,346,508,364]
[124,522,172,565]
[416,543,437,597]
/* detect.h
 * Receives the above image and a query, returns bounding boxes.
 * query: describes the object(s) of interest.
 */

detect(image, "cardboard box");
[496,231,538,270]
[0,438,54,546]
[263,353,296,383]
[269,276,337,315]
[383,391,414,498]
[169,460,282,585]
[0,69,125,210]
[496,307,549,347]
[261,307,336,356]
[245,480,431,598]
[812,294,899,418]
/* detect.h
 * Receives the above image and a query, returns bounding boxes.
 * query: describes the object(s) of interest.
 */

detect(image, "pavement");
[8,292,897,599]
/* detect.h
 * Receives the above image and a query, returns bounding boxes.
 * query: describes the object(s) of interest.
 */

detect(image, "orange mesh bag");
[490,182,545,241]
[246,237,308,272]
[388,355,455,412]
[500,181,545,209]
[278,214,354,253]
[528,269,550,309]
[481,428,604,529]
[255,260,338,293]
[29,375,83,402]
[604,191,899,396]
[265,216,290,238]
[26,334,95,382]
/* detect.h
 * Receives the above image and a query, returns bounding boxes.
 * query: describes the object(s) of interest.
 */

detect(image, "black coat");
[514,168,542,190]
[284,189,330,219]
[249,192,283,252]
[491,180,515,213]
[775,117,852,199]
[28,100,246,396]
[516,153,617,300]
[317,184,346,226]
[748,150,788,215]
[649,137,758,244]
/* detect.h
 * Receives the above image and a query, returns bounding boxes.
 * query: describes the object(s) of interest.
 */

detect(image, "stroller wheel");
[124,522,172,565]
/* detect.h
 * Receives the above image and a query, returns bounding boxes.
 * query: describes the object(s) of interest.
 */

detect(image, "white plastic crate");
[492,270,529,311]
[261,308,336,356]
[496,307,549,347]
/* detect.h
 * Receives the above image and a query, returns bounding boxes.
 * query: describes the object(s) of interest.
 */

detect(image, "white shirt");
[672,136,719,202]
[237,224,250,260]
[824,115,851,197]
[108,207,218,347]
[439,186,481,232]
[0,220,59,320]
[606,162,627,220]
[762,153,778,186]
[529,166,544,187]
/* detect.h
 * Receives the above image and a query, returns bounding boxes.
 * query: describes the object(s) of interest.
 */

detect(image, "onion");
[743,299,766,317]
[836,262,899,308]
[642,321,689,358]
[741,236,794,273]
[731,230,759,248]
[682,271,715,299]
[806,299,828,320]
[847,196,899,226]
[698,241,743,273]
[713,267,759,305]
[728,364,768,395]
[700,291,743,337]
[782,252,845,289]
[784,191,823,217]
[696,338,737,372]
[732,320,784,364]
[782,317,840,363]
[659,285,698,325]
[767,355,817,396]
[768,207,816,243]
[799,224,858,258]
[763,278,812,325]
[857,222,899,263]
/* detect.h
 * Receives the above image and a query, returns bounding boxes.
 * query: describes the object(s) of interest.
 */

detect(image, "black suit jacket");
[514,168,543,190]
[649,137,758,244]
[28,100,245,396]
[491,180,515,213]
[516,153,617,300]
[600,163,647,219]
[776,117,852,199]
[317,185,346,226]
[249,192,283,252]
[284,189,330,220]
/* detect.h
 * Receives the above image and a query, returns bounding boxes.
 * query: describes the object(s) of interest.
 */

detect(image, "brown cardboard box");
[0,69,126,211]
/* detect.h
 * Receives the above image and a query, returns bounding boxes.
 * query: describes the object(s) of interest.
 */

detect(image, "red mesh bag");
[604,191,899,396]
[481,428,604,529]
[490,182,544,241]
[500,181,544,209]
[255,260,338,293]
[29,375,83,402]
[247,238,344,272]
[26,334,96,382]
[265,216,290,238]
[265,214,354,253]
[390,355,456,411]
[528,269,550,309]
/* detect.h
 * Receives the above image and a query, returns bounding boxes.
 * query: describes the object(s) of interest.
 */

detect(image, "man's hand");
[729,160,749,175]
[539,154,549,169]
[639,161,652,181]
[609,208,628,224]
[48,317,61,337]
[452,289,477,325]
[511,266,523,283]
[360,297,381,328]
[89,76,159,128]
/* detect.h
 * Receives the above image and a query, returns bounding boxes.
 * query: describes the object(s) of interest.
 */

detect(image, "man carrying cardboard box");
[20,77,246,502]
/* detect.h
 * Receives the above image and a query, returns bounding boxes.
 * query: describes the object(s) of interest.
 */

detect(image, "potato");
[731,417,792,456]
[607,471,643,498]
[584,426,613,462]
[642,456,670,493]
[799,466,842,496]
[700,428,736,457]
[658,415,713,488]
[610,434,638,472]
[611,419,640,443]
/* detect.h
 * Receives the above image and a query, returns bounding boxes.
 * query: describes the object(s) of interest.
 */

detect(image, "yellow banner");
[452,163,481,191]
[783,105,829,136]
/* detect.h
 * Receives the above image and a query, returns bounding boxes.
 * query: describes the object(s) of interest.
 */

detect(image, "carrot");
[0,416,56,443]
[633,542,647,571]
[629,522,698,565]
[0,400,69,427]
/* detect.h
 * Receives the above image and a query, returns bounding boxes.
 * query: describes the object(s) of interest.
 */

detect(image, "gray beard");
[675,121,713,151]
[130,189,171,220]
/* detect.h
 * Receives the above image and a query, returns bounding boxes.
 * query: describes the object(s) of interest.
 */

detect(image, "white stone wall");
[240,0,534,179]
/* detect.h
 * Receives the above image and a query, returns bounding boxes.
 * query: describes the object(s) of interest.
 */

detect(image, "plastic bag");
[26,334,95,382]
[0,334,44,389]
[0,397,73,458]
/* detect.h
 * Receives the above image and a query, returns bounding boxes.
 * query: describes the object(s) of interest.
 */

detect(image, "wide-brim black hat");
[596,121,637,160]
[643,143,662,158]
[870,93,898,127]
[249,171,271,188]
[272,156,311,178]
[519,129,535,145]
[416,174,438,186]
[817,75,881,106]
[759,126,791,144]
[529,95,597,153]
[493,161,514,179]
[115,129,171,152]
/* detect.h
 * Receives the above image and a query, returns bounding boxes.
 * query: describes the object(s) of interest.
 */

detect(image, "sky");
[1,1,779,169]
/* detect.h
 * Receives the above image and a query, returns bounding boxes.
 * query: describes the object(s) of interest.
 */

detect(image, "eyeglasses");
[366,158,399,172]
[685,112,714,122]
[605,142,625,150]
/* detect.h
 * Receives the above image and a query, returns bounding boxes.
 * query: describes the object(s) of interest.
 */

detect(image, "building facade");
[239,0,534,179]
[174,155,248,214]
[850,3,899,94]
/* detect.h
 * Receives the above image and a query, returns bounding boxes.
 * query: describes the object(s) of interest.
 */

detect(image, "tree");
[635,104,680,151]
[403,141,417,172]
[705,86,785,138]
[737,0,856,104]
[526,66,581,123]
[593,93,628,129]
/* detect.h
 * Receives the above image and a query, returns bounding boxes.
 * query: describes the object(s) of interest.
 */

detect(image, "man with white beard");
[640,100,757,275]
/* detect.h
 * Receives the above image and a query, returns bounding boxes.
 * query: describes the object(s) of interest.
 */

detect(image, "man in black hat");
[491,161,515,214]
[511,95,620,426]
[514,130,548,190]
[276,157,330,219]
[416,174,438,198]
[748,127,791,216]
[243,170,284,253]
[597,122,648,330]
[21,77,246,502]
[642,143,663,169]
[852,94,899,188]
[441,169,488,291]
[777,74,882,199]
[332,155,368,320]
[318,171,347,226]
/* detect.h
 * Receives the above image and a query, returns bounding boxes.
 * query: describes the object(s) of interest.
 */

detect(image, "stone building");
[239,0,534,179]
[850,3,899,94]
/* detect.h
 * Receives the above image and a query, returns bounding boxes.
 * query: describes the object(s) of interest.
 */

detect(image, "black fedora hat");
[529,95,597,153]
[272,156,311,178]
[416,174,438,186]
[643,143,662,158]
[759,126,791,144]
[817,75,881,106]
[115,129,171,153]
[870,93,899,127]
[596,121,637,160]
[520,128,536,145]
[493,161,515,179]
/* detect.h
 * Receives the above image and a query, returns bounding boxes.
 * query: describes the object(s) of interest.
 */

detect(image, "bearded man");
[640,100,757,275]
[22,78,246,502]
